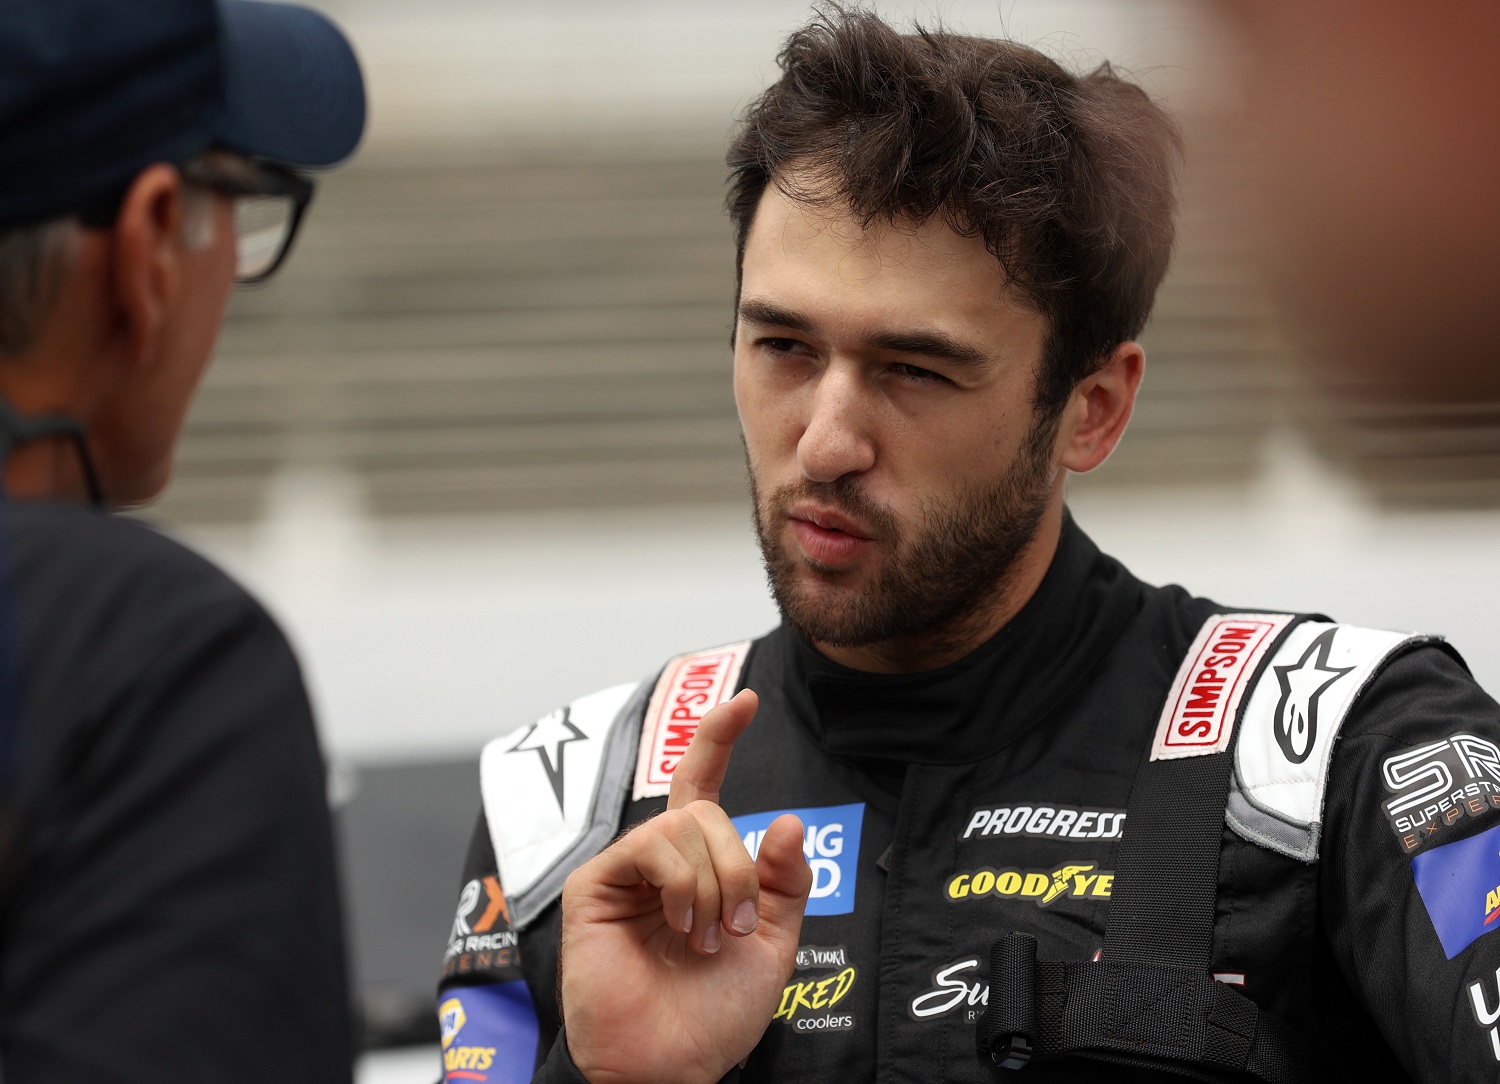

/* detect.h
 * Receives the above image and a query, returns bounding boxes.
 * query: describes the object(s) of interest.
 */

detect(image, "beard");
[749,414,1059,652]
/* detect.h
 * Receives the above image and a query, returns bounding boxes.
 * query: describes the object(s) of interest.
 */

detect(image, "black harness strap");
[978,617,1329,1082]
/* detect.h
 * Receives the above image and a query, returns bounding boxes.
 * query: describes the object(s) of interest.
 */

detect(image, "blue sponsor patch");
[436,981,539,1083]
[1411,820,1500,959]
[732,802,864,917]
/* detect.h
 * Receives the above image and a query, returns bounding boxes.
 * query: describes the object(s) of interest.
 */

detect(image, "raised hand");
[558,689,813,1084]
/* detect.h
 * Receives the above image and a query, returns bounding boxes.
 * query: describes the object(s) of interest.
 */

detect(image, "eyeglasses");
[78,158,317,285]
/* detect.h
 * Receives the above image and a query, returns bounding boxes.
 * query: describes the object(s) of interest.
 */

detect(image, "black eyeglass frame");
[77,158,317,286]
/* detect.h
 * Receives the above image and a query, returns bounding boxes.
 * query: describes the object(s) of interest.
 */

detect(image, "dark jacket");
[437,518,1500,1083]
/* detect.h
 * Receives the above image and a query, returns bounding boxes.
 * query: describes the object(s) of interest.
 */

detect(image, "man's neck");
[812,496,1067,675]
[1,434,93,503]
[0,358,99,504]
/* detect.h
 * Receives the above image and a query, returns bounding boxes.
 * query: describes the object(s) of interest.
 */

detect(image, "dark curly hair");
[726,5,1182,415]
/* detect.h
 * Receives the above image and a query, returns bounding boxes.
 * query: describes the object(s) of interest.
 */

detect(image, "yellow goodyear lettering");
[947,864,1113,906]
[774,967,857,1021]
[1043,865,1095,904]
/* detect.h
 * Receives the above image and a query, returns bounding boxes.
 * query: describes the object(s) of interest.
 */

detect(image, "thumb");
[752,814,812,946]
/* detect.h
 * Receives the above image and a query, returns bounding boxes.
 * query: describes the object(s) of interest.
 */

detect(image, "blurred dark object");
[338,756,480,1049]
[1220,0,1500,406]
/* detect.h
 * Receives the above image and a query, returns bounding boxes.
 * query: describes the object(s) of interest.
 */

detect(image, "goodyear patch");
[945,863,1113,906]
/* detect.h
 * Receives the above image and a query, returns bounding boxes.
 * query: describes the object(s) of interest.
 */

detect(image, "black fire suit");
[435,517,1500,1083]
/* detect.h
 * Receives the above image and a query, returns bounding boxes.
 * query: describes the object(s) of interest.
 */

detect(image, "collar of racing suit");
[781,511,1147,766]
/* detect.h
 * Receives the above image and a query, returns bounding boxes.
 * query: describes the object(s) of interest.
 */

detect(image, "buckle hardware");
[990,1033,1033,1070]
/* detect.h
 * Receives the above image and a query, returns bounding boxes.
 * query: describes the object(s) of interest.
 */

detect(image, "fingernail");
[682,906,693,933]
[731,900,759,934]
[702,922,722,953]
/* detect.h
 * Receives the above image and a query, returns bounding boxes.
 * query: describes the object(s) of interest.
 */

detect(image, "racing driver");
[434,9,1500,1083]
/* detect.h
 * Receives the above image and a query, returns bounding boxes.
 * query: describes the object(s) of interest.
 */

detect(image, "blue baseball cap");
[0,0,366,229]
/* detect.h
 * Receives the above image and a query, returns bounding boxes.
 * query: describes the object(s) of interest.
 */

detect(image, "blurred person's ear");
[109,164,191,372]
[1056,342,1144,475]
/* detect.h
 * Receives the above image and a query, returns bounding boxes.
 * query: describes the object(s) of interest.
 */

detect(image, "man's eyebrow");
[737,298,815,335]
[866,329,988,366]
[737,297,989,366]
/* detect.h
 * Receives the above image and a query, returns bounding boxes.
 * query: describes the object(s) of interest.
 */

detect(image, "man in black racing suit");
[435,11,1500,1084]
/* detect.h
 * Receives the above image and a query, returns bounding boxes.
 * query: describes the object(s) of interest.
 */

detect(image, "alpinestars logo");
[506,706,586,810]
[1272,628,1353,764]
[1382,733,1500,852]
[1468,967,1500,1061]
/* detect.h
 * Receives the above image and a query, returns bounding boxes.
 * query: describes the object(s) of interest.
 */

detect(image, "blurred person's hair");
[0,149,255,356]
[0,220,79,356]
[726,5,1182,416]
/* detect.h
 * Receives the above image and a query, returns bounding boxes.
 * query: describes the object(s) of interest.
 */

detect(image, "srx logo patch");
[1382,734,1500,853]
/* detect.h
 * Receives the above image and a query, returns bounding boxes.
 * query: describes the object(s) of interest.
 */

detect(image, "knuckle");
[684,798,724,822]
[654,808,692,839]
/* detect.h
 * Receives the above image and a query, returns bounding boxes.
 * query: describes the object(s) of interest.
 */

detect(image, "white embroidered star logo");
[1272,628,1354,764]
[507,707,586,811]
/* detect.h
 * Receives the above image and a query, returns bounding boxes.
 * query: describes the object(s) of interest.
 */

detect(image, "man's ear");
[1055,341,1145,474]
[108,164,188,370]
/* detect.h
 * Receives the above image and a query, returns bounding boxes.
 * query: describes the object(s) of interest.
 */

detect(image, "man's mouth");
[787,503,876,566]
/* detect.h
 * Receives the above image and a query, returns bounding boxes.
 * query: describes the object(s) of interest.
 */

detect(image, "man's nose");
[796,364,876,483]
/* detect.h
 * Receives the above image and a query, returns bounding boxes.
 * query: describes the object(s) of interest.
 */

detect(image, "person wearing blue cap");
[0,1,365,1080]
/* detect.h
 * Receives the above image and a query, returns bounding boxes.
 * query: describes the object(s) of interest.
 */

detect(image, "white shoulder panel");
[481,680,645,930]
[1228,621,1432,862]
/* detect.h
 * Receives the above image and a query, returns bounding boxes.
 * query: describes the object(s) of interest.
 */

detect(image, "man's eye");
[758,337,807,357]
[892,362,949,385]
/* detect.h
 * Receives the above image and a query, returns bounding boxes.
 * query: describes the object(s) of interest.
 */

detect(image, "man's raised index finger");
[666,688,759,810]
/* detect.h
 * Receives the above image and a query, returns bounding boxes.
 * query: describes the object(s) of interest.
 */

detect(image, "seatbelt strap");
[979,613,1330,1082]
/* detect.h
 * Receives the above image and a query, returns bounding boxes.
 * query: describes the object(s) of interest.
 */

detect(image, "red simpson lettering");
[657,659,729,777]
[1173,625,1260,739]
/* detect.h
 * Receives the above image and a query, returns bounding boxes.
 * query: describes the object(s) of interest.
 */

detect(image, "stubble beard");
[749,413,1060,654]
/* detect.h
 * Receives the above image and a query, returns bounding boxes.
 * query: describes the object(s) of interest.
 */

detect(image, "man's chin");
[774,574,875,642]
